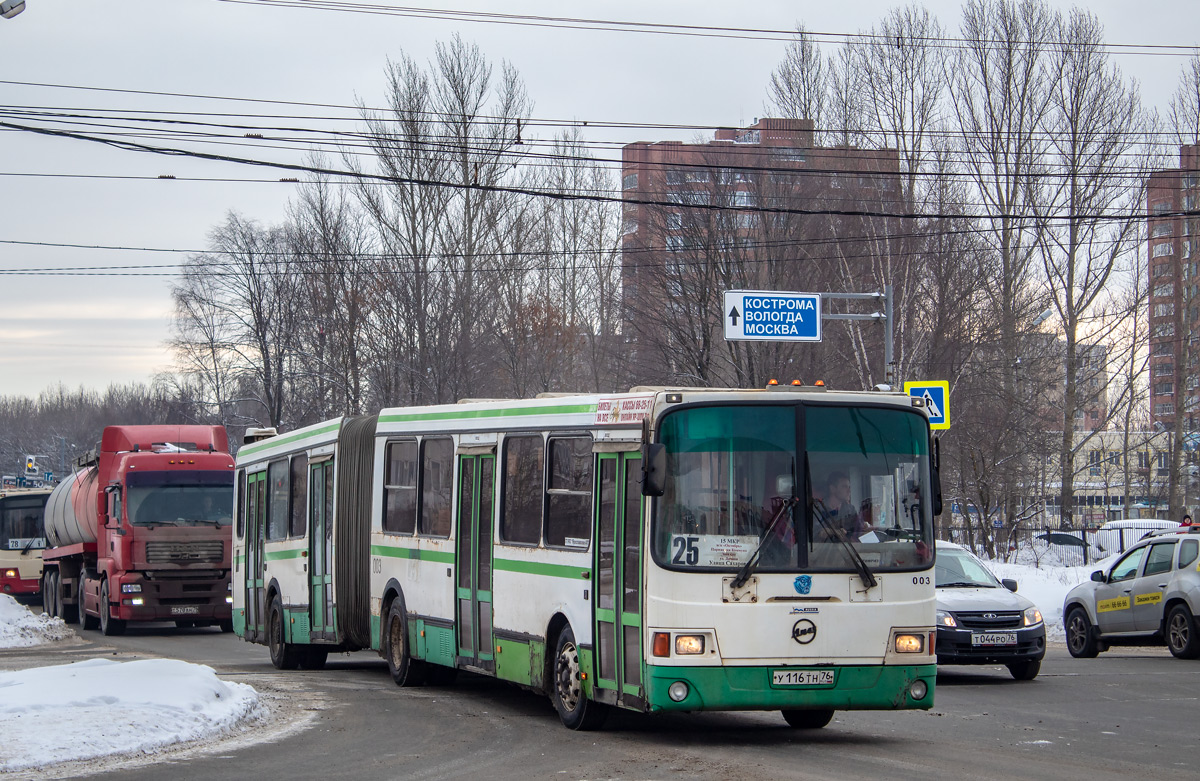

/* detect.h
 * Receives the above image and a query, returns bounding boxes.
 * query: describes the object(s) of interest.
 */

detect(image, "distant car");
[1093,519,1181,556]
[934,540,1046,680]
[1063,527,1200,659]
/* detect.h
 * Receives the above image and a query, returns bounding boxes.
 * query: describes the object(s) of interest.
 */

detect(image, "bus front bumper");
[644,663,936,712]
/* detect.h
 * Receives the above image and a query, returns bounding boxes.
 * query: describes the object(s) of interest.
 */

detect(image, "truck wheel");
[41,572,53,615]
[551,625,608,731]
[268,595,300,670]
[384,597,426,686]
[99,580,126,636]
[219,618,234,633]
[79,577,99,630]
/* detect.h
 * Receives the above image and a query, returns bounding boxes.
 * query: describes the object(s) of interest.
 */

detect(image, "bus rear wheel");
[384,598,425,686]
[782,709,835,729]
[551,625,608,731]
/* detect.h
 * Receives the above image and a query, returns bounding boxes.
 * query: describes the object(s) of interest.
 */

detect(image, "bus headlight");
[668,681,689,702]
[675,635,705,655]
[3,569,16,579]
[1023,606,1043,627]
[894,634,924,653]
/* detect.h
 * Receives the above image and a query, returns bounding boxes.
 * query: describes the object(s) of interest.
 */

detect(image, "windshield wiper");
[731,496,799,590]
[937,581,993,588]
[811,498,878,590]
[21,537,38,555]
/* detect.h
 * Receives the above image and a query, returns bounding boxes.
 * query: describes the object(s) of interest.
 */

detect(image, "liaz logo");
[794,575,812,595]
[792,619,817,644]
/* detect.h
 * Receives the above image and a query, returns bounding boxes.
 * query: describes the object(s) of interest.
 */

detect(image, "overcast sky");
[1,0,1196,398]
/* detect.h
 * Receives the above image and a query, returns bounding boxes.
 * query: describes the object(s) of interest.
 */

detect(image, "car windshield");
[652,402,934,573]
[935,548,1000,588]
[1,495,48,550]
[126,470,234,527]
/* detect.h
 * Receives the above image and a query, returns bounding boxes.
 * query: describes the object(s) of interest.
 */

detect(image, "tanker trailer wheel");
[99,579,127,636]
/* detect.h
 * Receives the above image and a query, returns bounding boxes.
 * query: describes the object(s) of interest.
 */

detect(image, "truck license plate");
[170,606,200,615]
[971,632,1017,646]
[772,669,835,686]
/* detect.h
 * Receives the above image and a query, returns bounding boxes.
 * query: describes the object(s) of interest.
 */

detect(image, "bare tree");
[1034,7,1147,528]
[768,26,827,143]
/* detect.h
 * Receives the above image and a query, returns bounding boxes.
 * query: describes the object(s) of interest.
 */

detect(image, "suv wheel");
[1066,607,1099,658]
[1165,604,1200,659]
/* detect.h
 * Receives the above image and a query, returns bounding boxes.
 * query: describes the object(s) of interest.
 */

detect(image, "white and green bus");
[233,385,940,729]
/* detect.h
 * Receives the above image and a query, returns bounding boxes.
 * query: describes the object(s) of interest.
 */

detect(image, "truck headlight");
[936,610,957,628]
[1023,606,1043,627]
[121,583,142,593]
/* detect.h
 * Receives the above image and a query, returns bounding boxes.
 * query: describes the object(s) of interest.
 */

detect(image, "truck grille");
[145,541,224,564]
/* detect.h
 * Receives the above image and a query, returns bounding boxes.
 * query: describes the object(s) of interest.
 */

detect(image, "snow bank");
[0,593,74,648]
[0,658,259,772]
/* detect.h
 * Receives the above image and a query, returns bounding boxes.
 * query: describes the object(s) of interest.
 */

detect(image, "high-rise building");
[1146,145,1200,432]
[619,118,903,387]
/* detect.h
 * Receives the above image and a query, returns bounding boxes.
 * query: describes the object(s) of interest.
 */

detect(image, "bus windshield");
[1,496,48,551]
[652,403,933,573]
[126,471,234,527]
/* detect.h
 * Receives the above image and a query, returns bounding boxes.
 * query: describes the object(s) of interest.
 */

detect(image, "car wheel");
[1065,607,1098,658]
[782,709,835,729]
[99,580,126,636]
[384,596,426,686]
[1165,604,1200,659]
[551,625,608,730]
[1007,659,1041,680]
[267,594,299,670]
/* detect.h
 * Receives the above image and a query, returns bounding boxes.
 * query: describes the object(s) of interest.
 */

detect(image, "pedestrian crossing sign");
[903,381,950,430]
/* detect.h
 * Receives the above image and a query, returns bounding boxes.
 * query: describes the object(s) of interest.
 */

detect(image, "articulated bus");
[1,487,52,599]
[233,385,940,729]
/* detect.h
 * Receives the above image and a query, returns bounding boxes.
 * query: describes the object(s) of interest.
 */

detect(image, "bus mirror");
[930,438,943,517]
[643,443,666,497]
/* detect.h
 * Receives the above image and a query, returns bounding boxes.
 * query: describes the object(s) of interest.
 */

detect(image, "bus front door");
[455,454,495,672]
[244,470,267,643]
[593,452,645,708]
[308,459,335,641]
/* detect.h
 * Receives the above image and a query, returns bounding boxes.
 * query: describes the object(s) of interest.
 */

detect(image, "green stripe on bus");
[370,544,455,564]
[494,558,591,580]
[264,549,307,561]
[238,421,342,458]
[378,403,596,424]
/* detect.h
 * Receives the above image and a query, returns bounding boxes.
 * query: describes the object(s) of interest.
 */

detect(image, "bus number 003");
[372,557,382,574]
[912,576,930,585]
[672,536,700,565]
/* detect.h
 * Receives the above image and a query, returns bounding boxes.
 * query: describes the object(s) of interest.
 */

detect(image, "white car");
[1063,527,1200,659]
[934,541,1045,680]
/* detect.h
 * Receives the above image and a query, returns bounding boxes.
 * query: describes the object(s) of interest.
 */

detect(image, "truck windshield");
[652,403,933,573]
[126,471,234,527]
[1,496,48,551]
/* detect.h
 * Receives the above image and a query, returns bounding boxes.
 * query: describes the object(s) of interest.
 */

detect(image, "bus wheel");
[299,647,329,670]
[99,580,126,636]
[384,598,425,686]
[551,625,608,731]
[782,709,835,729]
[268,595,299,669]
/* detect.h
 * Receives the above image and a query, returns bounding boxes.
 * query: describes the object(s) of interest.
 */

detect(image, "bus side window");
[545,437,592,549]
[236,469,246,539]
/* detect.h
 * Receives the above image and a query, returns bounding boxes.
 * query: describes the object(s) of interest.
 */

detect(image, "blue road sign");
[723,290,822,342]
[904,380,950,430]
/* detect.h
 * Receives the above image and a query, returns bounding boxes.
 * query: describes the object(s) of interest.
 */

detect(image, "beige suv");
[1063,527,1200,659]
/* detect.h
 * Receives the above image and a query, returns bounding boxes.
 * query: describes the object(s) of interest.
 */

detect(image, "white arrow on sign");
[922,390,943,420]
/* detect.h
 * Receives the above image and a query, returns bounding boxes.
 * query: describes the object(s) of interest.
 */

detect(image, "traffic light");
[24,455,37,476]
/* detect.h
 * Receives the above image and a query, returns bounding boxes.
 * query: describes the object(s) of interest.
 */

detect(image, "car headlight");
[1023,606,1043,627]
[936,609,958,628]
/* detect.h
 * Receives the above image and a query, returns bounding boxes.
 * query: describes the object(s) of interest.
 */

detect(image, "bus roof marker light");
[791,380,802,386]
[665,393,682,404]
[767,379,778,386]
[814,380,825,387]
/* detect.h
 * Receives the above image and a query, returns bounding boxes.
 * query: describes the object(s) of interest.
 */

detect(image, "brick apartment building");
[1147,145,1200,433]
[619,118,904,387]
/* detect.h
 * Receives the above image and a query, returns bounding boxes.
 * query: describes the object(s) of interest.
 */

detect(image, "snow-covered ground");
[0,658,260,773]
[0,593,74,648]
[1,595,262,774]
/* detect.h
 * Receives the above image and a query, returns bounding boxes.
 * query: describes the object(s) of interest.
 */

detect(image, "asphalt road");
[3,620,1199,780]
